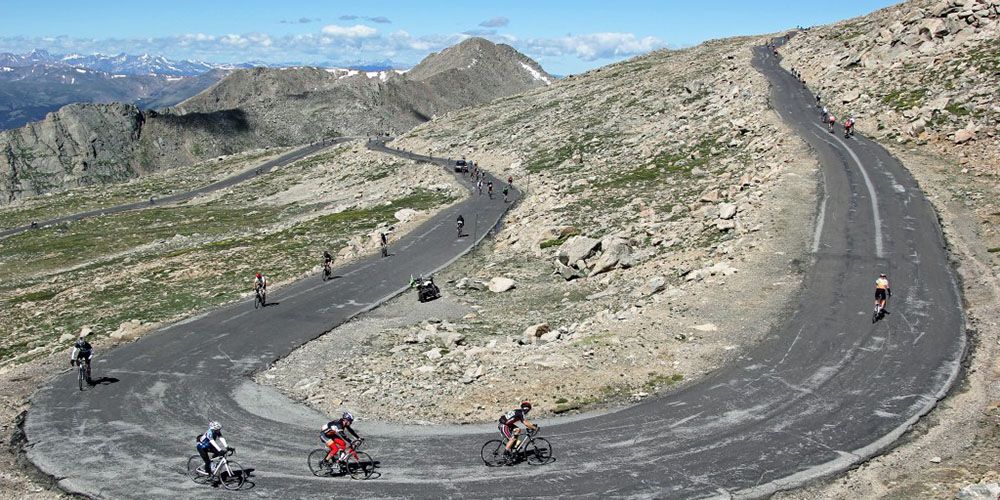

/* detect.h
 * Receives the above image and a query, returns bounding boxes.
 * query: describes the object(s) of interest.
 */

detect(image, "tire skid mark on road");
[814,123,884,258]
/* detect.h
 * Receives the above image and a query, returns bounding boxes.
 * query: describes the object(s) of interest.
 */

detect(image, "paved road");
[0,138,348,238]
[23,38,964,499]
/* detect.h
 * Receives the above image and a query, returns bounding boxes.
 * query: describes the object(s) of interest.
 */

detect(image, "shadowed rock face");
[0,37,553,205]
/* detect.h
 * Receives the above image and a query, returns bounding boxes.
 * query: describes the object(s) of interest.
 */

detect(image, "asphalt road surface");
[23,38,964,499]
[0,138,347,238]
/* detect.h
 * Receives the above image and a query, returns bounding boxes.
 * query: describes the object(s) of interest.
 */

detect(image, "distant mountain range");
[0,37,555,205]
[0,50,410,130]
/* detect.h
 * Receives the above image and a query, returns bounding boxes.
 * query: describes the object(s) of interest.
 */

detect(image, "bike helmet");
[209,421,222,431]
[879,273,887,277]
[342,411,354,423]
[520,401,532,412]
[256,273,262,278]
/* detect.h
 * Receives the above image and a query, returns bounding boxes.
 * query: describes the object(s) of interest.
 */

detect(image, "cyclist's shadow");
[88,376,120,387]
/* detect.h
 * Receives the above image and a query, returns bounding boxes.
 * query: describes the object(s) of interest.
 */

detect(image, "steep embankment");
[262,35,822,424]
[773,1,1000,498]
[0,38,553,205]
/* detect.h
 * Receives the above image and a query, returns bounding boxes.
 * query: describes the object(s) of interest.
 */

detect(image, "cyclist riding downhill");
[321,412,362,464]
[69,333,94,386]
[827,113,836,134]
[456,214,465,238]
[499,401,539,460]
[322,251,334,279]
[196,421,233,483]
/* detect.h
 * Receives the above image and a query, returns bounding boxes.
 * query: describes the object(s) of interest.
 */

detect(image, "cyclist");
[845,116,856,137]
[875,273,891,311]
[821,106,828,123]
[69,333,94,383]
[456,214,465,235]
[487,181,494,199]
[827,113,836,133]
[196,421,233,478]
[321,412,362,463]
[507,175,513,188]
[379,232,389,257]
[498,401,538,457]
[503,185,510,203]
[253,273,267,293]
[477,179,483,196]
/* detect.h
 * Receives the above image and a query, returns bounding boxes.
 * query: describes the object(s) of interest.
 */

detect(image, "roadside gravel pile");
[772,1,1000,498]
[261,36,821,423]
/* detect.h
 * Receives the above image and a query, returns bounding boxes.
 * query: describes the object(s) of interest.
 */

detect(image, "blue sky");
[1,1,901,74]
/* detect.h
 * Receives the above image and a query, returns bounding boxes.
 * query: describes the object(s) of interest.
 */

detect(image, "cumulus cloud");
[321,24,378,39]
[522,32,664,61]
[479,17,509,28]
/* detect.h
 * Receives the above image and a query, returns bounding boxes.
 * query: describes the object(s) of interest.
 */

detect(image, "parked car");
[454,159,468,173]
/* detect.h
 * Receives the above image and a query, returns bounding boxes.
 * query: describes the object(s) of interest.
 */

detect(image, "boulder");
[394,208,418,222]
[58,333,75,343]
[523,323,551,342]
[956,483,1000,500]
[555,261,585,281]
[716,219,736,231]
[488,277,517,293]
[700,189,721,203]
[424,348,443,360]
[590,239,633,276]
[79,325,93,337]
[841,89,861,103]
[718,203,737,220]
[954,128,975,144]
[109,319,146,341]
[539,330,562,343]
[636,276,667,297]
[557,236,601,266]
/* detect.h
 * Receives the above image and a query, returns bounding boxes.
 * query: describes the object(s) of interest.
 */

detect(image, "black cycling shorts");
[875,289,887,300]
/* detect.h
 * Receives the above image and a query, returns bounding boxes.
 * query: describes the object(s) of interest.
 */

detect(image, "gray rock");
[718,203,737,220]
[554,261,585,281]
[956,483,1000,500]
[523,323,551,342]
[590,239,632,276]
[557,236,601,266]
[488,277,517,293]
[539,330,562,343]
[637,276,667,297]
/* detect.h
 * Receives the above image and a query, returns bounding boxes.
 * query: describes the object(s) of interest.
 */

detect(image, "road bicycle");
[254,287,266,309]
[873,300,887,323]
[73,359,92,391]
[481,428,553,467]
[307,438,374,479]
[457,220,464,238]
[186,448,246,490]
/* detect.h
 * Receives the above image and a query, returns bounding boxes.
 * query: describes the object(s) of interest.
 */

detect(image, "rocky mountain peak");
[407,37,553,85]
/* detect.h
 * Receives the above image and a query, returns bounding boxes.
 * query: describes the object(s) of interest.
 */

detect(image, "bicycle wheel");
[78,366,85,391]
[308,449,334,476]
[347,451,375,479]
[525,437,553,465]
[254,292,261,309]
[480,440,506,467]
[218,460,245,490]
[187,455,210,484]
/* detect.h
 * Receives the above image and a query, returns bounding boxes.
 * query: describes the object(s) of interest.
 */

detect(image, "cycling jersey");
[875,278,889,290]
[197,428,228,452]
[499,409,526,428]
[70,340,93,362]
[321,420,359,442]
[254,276,267,290]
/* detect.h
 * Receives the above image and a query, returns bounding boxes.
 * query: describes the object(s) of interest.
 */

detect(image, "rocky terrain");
[772,0,1000,498]
[0,37,552,205]
[260,35,822,424]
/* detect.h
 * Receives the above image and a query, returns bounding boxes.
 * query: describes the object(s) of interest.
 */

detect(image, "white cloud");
[524,32,664,61]
[321,24,377,39]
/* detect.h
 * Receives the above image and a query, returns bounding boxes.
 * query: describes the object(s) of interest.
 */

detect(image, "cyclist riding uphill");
[323,251,333,266]
[321,412,362,463]
[253,273,268,293]
[196,421,233,477]
[499,401,538,456]
[875,273,891,311]
[69,332,93,374]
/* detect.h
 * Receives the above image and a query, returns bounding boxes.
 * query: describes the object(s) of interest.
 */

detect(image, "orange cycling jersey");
[875,278,889,290]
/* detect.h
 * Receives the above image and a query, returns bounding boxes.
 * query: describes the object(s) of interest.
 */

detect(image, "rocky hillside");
[779,0,999,253]
[176,37,553,141]
[0,38,552,205]
[262,36,821,424]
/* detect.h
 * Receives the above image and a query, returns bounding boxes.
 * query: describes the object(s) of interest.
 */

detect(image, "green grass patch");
[881,88,928,111]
